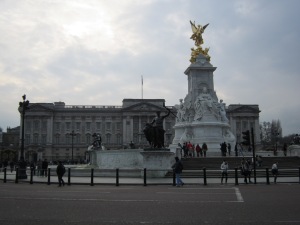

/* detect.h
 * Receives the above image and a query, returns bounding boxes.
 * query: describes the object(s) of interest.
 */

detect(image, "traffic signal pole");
[251,127,257,184]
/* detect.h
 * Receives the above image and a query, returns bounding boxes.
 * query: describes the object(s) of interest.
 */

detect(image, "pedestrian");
[283,143,287,156]
[202,142,208,157]
[183,142,188,158]
[234,143,238,156]
[271,162,279,183]
[9,161,14,173]
[56,161,66,187]
[172,156,184,187]
[42,159,48,177]
[195,144,201,157]
[220,142,227,156]
[227,143,231,156]
[37,159,42,176]
[29,161,35,175]
[241,158,251,184]
[220,160,229,184]
[187,142,193,157]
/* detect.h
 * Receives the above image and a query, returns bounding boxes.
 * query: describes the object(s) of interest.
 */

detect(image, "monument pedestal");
[140,149,174,177]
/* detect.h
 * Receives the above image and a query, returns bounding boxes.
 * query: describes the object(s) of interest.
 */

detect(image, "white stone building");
[18,98,260,162]
[19,99,176,162]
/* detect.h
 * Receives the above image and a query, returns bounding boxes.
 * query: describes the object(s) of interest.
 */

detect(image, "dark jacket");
[172,160,183,174]
[56,163,66,176]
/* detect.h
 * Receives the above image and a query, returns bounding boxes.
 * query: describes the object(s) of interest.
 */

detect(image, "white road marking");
[234,187,244,202]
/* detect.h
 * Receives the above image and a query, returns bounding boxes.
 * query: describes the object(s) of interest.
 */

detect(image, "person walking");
[42,159,48,177]
[241,158,251,184]
[271,162,279,183]
[9,161,14,173]
[56,161,66,187]
[172,157,184,187]
[227,143,231,156]
[283,143,287,156]
[202,143,208,157]
[220,160,229,184]
[195,144,201,157]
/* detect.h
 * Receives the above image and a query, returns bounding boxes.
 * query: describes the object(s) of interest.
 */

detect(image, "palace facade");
[15,99,260,162]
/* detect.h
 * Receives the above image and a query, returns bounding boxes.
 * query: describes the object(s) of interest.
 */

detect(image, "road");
[0,182,299,225]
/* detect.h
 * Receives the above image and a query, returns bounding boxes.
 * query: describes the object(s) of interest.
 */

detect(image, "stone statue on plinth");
[143,105,171,149]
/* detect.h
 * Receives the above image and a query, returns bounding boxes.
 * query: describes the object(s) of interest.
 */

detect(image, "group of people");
[179,142,208,158]
[220,142,231,156]
[31,159,49,176]
[0,160,15,173]
[0,158,66,187]
[172,156,279,187]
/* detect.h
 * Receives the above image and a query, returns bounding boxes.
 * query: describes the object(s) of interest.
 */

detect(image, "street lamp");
[69,130,76,162]
[18,94,30,179]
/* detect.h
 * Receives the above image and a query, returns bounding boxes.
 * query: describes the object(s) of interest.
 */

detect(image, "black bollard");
[266,168,270,185]
[68,168,71,186]
[3,167,7,183]
[90,168,94,186]
[172,171,176,186]
[143,168,147,186]
[235,168,239,185]
[116,168,119,186]
[203,167,207,185]
[30,168,33,184]
[15,168,19,183]
[47,168,51,185]
[299,167,300,184]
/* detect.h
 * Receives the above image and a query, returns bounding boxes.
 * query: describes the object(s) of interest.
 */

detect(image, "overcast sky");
[0,0,299,136]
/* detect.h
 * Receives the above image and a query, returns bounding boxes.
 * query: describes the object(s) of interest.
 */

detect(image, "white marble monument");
[170,21,235,155]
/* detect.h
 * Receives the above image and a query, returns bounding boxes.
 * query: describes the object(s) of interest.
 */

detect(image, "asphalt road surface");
[0,182,299,225]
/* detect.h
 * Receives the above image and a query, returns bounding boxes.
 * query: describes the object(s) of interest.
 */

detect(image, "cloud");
[0,0,299,136]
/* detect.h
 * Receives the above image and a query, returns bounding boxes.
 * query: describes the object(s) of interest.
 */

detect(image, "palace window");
[65,122,71,131]
[106,122,111,131]
[34,120,40,131]
[76,122,81,131]
[25,134,31,145]
[41,135,47,145]
[55,122,60,131]
[106,134,111,144]
[33,133,39,144]
[42,121,47,131]
[96,122,101,131]
[116,134,122,145]
[86,122,91,131]
[86,133,91,144]
[55,134,60,144]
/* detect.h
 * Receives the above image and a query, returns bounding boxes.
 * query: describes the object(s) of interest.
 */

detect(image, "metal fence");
[0,167,299,186]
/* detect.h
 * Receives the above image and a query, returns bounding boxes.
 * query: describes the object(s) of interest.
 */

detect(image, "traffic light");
[242,130,250,145]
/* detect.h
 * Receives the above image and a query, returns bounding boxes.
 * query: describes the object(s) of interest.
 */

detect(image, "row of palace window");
[25,132,172,146]
[25,121,122,133]
[25,133,123,145]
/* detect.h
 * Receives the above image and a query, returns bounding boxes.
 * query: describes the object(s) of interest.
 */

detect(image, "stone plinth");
[140,149,174,177]
[89,149,175,177]
[94,149,143,170]
[288,145,300,156]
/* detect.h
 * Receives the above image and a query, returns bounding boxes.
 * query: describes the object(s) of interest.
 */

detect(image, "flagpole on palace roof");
[141,75,143,99]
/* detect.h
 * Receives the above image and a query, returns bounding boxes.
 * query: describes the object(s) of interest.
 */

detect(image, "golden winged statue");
[189,20,210,63]
[190,20,209,47]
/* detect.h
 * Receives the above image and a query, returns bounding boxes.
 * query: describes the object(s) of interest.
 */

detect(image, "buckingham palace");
[17,98,260,162]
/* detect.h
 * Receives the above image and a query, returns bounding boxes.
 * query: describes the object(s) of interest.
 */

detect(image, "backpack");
[178,162,183,171]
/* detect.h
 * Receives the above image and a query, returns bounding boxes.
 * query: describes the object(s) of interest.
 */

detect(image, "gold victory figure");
[189,20,210,63]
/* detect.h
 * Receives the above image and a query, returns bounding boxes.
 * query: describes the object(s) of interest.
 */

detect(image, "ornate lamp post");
[70,130,76,162]
[18,94,30,179]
